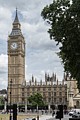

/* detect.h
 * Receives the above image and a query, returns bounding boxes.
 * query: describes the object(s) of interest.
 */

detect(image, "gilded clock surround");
[10,42,18,50]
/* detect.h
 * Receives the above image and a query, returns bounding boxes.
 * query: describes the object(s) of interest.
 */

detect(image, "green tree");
[0,96,5,105]
[28,93,45,107]
[41,0,80,91]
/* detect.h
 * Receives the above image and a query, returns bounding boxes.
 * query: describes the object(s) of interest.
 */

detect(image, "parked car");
[69,109,75,116]
[72,112,80,118]
[69,109,80,116]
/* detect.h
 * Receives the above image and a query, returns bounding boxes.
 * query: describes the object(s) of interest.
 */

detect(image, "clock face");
[11,42,18,50]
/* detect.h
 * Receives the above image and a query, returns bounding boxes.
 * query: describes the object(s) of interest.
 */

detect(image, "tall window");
[59,98,62,103]
[65,92,67,95]
[43,88,45,91]
[32,88,34,91]
[59,92,62,96]
[48,92,51,96]
[48,98,51,102]
[54,98,56,103]
[48,88,51,91]
[54,92,56,96]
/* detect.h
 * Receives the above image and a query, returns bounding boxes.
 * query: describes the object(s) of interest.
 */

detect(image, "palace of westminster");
[7,9,80,109]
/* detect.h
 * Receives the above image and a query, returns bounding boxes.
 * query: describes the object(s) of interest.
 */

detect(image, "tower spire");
[14,8,19,23]
[10,9,22,36]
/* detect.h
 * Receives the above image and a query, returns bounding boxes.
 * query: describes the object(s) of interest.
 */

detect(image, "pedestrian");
[52,110,55,116]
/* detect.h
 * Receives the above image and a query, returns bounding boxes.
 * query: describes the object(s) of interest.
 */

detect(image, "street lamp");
[3,94,7,112]
[52,91,53,105]
[37,104,39,120]
[10,80,12,120]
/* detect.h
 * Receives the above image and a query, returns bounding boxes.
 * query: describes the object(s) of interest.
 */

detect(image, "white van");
[72,109,80,118]
[75,109,80,113]
[69,109,80,116]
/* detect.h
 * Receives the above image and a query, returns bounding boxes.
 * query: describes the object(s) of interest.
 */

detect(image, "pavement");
[18,112,72,120]
[39,115,52,120]
[38,114,72,120]
[23,114,53,120]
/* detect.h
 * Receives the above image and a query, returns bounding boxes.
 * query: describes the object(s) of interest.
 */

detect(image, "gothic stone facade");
[67,77,80,108]
[7,10,67,106]
[24,74,67,106]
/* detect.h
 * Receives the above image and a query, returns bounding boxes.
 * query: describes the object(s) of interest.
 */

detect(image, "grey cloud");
[0,65,8,74]
[0,70,7,74]
[0,0,53,11]
[0,0,64,89]
[0,40,7,54]
[27,36,59,52]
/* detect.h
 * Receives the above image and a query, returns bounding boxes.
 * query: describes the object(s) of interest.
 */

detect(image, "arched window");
[76,101,79,107]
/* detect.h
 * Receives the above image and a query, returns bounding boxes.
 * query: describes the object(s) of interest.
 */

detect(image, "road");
[17,112,73,120]
[39,114,72,120]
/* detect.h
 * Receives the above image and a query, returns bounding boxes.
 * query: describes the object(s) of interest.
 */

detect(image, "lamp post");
[52,91,53,105]
[10,80,12,120]
[51,91,53,111]
[24,92,27,112]
[3,94,7,112]
[37,104,39,120]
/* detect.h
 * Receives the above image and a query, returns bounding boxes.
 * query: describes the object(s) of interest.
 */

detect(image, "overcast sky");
[0,0,64,89]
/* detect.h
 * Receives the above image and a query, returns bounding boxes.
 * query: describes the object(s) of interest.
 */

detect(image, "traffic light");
[58,105,63,118]
[13,104,17,120]
[32,118,36,120]
[56,105,63,119]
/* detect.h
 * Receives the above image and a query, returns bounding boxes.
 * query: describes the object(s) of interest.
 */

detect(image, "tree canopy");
[41,0,80,91]
[0,96,5,105]
[28,93,45,107]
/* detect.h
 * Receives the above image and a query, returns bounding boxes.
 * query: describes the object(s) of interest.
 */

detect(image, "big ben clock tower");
[7,9,25,104]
